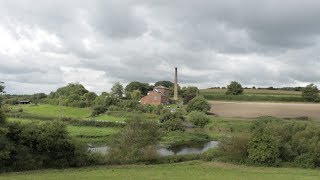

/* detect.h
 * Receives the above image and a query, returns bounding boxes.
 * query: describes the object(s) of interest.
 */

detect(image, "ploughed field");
[209,101,320,120]
[1,161,320,180]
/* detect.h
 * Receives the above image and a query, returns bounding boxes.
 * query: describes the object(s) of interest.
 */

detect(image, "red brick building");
[140,86,170,105]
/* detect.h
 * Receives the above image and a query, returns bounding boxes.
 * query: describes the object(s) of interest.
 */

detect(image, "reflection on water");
[88,141,219,156]
[157,141,219,156]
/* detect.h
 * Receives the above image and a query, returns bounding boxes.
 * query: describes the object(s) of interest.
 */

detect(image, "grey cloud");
[1,0,320,94]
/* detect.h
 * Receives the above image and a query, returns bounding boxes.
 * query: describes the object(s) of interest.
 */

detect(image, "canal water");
[88,141,219,156]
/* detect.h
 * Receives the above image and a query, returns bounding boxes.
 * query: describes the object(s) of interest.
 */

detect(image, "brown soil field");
[209,101,320,120]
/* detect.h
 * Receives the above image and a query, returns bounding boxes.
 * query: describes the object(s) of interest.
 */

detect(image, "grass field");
[200,89,305,102]
[1,161,320,180]
[86,113,126,122]
[67,126,119,137]
[11,104,92,118]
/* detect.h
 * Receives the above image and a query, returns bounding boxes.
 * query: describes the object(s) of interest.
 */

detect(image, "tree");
[302,84,319,102]
[125,81,152,95]
[187,111,210,128]
[182,86,199,104]
[186,96,211,112]
[0,82,4,94]
[226,81,243,95]
[111,82,124,98]
[0,82,4,106]
[154,81,174,88]
[130,90,142,101]
[108,117,160,163]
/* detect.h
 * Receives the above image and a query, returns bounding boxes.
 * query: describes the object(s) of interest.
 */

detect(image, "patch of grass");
[86,114,126,122]
[205,116,254,140]
[107,111,160,120]
[11,104,92,118]
[1,161,320,180]
[200,89,305,102]
[6,117,36,124]
[67,126,119,138]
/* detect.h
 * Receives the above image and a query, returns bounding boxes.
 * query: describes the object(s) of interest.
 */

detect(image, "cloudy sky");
[1,0,320,94]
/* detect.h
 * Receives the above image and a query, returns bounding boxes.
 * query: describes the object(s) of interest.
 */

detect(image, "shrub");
[91,105,106,116]
[302,84,319,102]
[226,81,243,95]
[186,96,210,113]
[187,111,210,128]
[162,118,185,131]
[2,121,94,171]
[107,117,160,164]
[218,135,249,163]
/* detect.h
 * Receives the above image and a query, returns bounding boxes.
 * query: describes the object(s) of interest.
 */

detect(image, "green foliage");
[226,81,244,95]
[1,121,94,171]
[111,82,124,98]
[161,131,210,147]
[302,84,319,102]
[182,86,199,104]
[187,111,210,128]
[91,105,107,116]
[219,135,249,163]
[162,118,185,131]
[154,81,174,88]
[108,117,160,163]
[125,81,152,95]
[0,81,4,94]
[186,96,210,112]
[130,90,142,100]
[44,83,95,108]
[0,109,6,124]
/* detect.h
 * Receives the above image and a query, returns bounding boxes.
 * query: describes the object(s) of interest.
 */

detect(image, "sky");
[1,0,320,95]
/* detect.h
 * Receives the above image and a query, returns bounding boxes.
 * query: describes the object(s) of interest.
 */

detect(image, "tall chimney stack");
[174,67,178,101]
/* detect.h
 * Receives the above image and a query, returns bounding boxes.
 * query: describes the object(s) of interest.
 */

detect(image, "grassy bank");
[201,89,305,102]
[1,161,320,180]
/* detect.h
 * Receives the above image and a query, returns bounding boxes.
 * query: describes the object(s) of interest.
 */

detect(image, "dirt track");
[209,101,320,120]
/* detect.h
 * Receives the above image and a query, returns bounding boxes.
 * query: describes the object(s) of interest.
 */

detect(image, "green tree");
[302,84,319,102]
[186,96,210,112]
[0,82,5,106]
[130,90,142,101]
[182,86,199,104]
[154,81,174,88]
[111,82,124,98]
[0,81,4,94]
[125,81,152,95]
[226,81,243,95]
[187,111,210,128]
[108,117,160,163]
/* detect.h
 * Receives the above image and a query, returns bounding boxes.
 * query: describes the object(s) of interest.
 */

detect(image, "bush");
[91,105,107,116]
[2,121,95,171]
[226,81,243,95]
[186,96,210,113]
[187,111,210,128]
[107,117,160,164]
[218,135,249,163]
[162,118,185,131]
[302,84,319,102]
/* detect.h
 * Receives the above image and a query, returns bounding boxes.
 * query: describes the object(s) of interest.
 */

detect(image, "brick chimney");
[174,67,178,101]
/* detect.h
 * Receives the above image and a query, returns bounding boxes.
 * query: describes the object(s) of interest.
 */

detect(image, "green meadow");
[200,88,305,102]
[1,161,320,180]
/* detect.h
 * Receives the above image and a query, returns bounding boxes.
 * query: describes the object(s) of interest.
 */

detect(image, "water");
[157,141,218,156]
[88,141,219,156]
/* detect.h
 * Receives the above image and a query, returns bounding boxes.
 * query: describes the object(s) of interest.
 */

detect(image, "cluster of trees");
[205,117,320,168]
[0,85,98,172]
[43,83,97,108]
[224,81,319,102]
